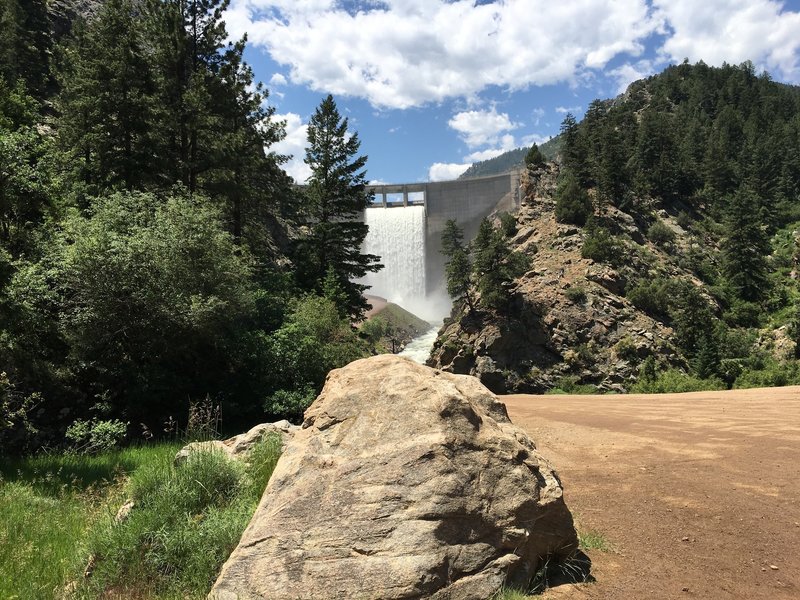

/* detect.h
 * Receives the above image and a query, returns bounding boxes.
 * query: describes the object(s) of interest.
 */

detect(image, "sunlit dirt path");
[502,387,800,600]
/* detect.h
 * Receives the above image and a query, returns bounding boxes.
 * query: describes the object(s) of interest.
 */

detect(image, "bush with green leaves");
[546,376,596,395]
[49,190,256,428]
[266,295,368,405]
[564,285,587,304]
[630,369,725,393]
[264,387,316,423]
[733,359,800,389]
[64,418,128,454]
[555,171,591,226]
[626,279,673,319]
[647,220,676,247]
[581,223,620,264]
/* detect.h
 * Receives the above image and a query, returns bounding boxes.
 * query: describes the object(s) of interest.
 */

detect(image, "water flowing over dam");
[360,205,427,313]
[360,171,522,321]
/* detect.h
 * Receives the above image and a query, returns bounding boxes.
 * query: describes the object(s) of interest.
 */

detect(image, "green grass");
[0,443,180,600]
[579,529,612,552]
[0,437,280,600]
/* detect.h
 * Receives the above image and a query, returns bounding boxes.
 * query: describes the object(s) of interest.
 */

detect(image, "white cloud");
[428,162,471,181]
[272,112,311,183]
[521,133,551,147]
[608,60,654,93]
[226,0,656,109]
[654,0,800,83]
[269,72,288,86]
[531,107,545,126]
[448,108,519,148]
[555,105,582,114]
[465,148,506,162]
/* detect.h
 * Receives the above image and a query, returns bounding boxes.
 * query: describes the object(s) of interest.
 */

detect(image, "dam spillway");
[360,205,427,315]
[360,171,522,320]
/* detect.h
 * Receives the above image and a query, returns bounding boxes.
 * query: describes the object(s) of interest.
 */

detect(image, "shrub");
[546,376,597,395]
[555,172,591,226]
[626,279,672,319]
[613,336,638,361]
[264,387,316,423]
[723,299,763,328]
[0,372,40,453]
[630,369,725,393]
[581,225,620,264]
[564,285,587,304]
[65,418,128,454]
[647,220,676,247]
[499,212,518,237]
[733,360,800,389]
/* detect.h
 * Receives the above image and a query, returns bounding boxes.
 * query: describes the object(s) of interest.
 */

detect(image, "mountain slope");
[431,61,800,394]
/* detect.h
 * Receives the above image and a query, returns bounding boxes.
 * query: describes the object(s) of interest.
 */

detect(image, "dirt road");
[502,387,800,600]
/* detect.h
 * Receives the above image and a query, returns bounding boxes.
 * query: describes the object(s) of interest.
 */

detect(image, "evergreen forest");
[1,0,381,453]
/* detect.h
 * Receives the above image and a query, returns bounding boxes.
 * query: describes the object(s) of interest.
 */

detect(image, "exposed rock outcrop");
[174,420,298,465]
[429,164,687,393]
[209,355,578,600]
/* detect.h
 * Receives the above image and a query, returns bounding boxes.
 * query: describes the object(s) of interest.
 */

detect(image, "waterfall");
[360,205,427,314]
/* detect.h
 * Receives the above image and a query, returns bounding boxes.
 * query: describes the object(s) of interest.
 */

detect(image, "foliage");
[733,359,800,389]
[265,295,368,410]
[613,336,638,361]
[473,218,530,310]
[79,440,280,598]
[296,94,381,320]
[630,369,725,393]
[581,222,620,264]
[546,376,597,395]
[647,220,676,247]
[525,143,546,169]
[65,418,128,454]
[499,212,518,237]
[54,190,254,427]
[555,171,592,226]
[440,219,475,311]
[0,371,40,452]
[263,387,316,423]
[626,278,673,319]
[564,285,587,304]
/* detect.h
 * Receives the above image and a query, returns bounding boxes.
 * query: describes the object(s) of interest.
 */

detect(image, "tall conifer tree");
[297,94,381,320]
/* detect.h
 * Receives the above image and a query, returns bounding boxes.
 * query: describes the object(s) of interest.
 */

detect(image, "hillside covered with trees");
[0,0,382,453]
[432,61,800,394]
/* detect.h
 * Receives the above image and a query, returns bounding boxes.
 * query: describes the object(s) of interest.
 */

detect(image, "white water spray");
[360,205,427,311]
[398,325,440,364]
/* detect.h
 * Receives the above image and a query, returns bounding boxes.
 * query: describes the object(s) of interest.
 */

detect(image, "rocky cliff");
[428,165,692,393]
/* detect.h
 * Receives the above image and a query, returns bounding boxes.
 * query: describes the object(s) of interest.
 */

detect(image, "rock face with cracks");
[209,355,578,600]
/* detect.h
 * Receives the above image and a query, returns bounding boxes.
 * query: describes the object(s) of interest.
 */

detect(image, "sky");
[223,0,800,184]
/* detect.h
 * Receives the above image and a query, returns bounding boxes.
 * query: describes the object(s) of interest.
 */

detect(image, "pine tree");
[722,187,770,302]
[0,0,51,100]
[297,94,381,320]
[440,220,474,311]
[57,0,156,196]
[525,144,545,169]
[472,218,529,310]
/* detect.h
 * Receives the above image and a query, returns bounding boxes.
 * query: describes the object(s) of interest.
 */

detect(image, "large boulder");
[209,355,577,600]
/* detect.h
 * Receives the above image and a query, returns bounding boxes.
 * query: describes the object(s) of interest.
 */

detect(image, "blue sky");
[224,0,800,184]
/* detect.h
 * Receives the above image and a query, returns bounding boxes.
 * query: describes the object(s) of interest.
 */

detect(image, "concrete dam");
[360,171,522,320]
